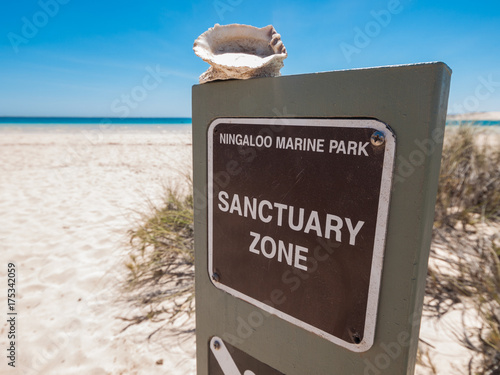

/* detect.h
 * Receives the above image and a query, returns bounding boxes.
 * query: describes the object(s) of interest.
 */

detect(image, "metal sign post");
[193,63,451,374]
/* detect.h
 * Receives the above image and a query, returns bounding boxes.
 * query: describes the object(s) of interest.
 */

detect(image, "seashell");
[193,24,287,84]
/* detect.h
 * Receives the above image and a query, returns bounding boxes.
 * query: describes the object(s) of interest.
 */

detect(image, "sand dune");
[448,111,500,121]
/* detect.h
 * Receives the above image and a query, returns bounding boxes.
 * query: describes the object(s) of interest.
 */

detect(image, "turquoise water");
[446,120,500,126]
[0,117,498,128]
[0,117,191,126]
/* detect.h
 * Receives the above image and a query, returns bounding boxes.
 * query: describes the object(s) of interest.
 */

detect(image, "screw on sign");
[370,131,385,146]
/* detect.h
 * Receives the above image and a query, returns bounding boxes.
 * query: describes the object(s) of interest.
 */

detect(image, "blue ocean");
[0,117,192,133]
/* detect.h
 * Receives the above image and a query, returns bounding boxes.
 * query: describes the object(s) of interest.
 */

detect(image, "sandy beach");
[1,122,499,374]
[0,125,195,374]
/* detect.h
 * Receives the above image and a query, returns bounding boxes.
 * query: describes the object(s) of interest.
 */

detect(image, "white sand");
[0,125,195,374]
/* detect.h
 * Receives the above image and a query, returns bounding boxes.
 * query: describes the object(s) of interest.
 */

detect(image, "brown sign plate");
[208,118,395,352]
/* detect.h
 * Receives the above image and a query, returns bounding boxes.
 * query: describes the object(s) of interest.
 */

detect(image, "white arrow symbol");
[210,336,256,375]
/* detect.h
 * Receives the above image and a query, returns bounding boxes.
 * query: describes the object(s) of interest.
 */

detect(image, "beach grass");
[120,187,194,338]
[424,126,500,374]
[434,126,500,227]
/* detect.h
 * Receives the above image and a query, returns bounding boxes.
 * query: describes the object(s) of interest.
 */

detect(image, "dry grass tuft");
[119,187,194,338]
[425,125,500,374]
[434,126,500,228]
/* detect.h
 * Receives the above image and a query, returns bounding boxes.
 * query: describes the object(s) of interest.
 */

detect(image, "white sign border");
[207,117,396,353]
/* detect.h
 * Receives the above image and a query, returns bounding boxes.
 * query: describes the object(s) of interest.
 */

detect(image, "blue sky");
[1,0,499,117]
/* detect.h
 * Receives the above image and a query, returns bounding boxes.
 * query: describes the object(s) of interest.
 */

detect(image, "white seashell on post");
[193,24,287,84]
